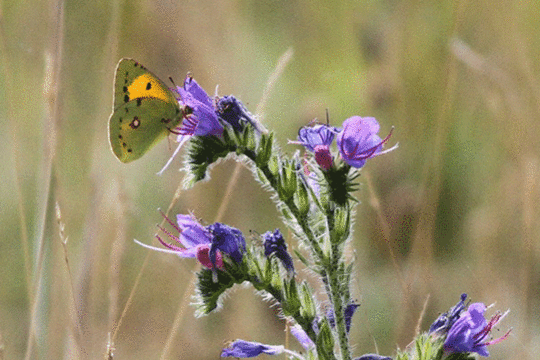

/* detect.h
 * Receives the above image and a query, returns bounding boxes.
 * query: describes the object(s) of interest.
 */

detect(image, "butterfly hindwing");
[109,98,183,163]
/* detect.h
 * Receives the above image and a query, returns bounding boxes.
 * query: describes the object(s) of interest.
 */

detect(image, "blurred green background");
[1,0,538,359]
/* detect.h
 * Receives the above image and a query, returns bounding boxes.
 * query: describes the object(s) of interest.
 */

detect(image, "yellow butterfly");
[108,58,189,163]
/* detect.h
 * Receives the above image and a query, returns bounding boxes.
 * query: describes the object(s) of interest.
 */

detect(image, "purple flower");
[158,75,223,175]
[216,95,246,131]
[336,116,396,168]
[290,124,339,170]
[134,212,246,270]
[207,222,246,266]
[262,229,295,274]
[290,324,315,350]
[221,340,284,357]
[353,355,392,360]
[444,302,511,357]
[293,124,338,152]
[216,95,265,132]
[327,303,360,333]
[175,75,223,137]
[429,293,468,334]
[289,303,358,353]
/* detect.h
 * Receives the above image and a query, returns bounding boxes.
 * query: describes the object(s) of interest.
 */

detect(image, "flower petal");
[208,223,246,267]
[177,77,223,136]
[290,324,315,350]
[444,302,489,356]
[293,124,338,152]
[221,340,284,357]
[177,214,213,248]
[336,116,395,168]
[353,354,392,360]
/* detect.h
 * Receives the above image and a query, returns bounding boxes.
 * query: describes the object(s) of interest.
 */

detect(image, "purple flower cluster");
[158,76,260,175]
[291,116,397,170]
[175,75,223,137]
[430,294,511,357]
[135,212,245,271]
[443,302,511,357]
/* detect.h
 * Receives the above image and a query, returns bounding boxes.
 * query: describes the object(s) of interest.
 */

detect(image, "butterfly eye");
[184,105,194,116]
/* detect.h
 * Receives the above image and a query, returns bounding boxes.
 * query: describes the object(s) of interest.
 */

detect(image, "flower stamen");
[155,234,184,252]
[159,209,182,233]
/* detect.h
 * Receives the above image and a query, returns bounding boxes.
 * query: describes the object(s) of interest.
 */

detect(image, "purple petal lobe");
[176,214,212,248]
[177,76,223,137]
[290,324,315,350]
[182,76,214,108]
[353,354,392,360]
[295,124,338,152]
[207,223,246,267]
[221,340,283,357]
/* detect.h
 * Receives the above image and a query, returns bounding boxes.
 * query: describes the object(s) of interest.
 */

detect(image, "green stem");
[238,131,353,359]
[253,159,326,262]
[327,269,350,360]
[326,207,351,360]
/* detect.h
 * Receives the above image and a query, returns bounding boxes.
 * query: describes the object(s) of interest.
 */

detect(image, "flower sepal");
[193,249,251,316]
[183,118,270,188]
[321,162,360,207]
[314,318,337,360]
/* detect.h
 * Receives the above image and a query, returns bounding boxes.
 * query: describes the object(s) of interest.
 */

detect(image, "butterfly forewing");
[112,58,178,110]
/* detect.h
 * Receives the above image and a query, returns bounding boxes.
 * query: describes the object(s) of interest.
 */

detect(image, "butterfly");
[108,58,190,163]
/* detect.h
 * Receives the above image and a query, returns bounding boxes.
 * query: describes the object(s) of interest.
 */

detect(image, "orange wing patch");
[127,74,171,102]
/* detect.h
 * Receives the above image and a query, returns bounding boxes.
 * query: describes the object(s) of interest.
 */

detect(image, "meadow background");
[1,0,538,359]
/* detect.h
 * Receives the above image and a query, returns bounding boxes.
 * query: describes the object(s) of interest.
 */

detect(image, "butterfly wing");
[112,58,178,110]
[109,98,183,163]
[109,58,185,163]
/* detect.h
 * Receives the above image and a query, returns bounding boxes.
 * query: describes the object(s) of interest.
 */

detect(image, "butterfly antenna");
[325,108,330,125]
[168,76,183,99]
